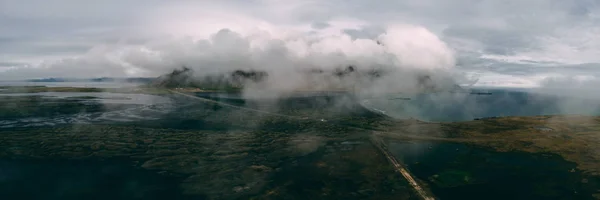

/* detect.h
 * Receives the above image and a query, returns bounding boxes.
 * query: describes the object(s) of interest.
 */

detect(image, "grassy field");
[2,86,600,199]
[0,88,419,199]
[440,116,600,176]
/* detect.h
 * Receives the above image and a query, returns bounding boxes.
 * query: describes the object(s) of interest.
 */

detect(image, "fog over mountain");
[0,0,598,91]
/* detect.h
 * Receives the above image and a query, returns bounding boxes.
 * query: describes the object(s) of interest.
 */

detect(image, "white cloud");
[0,25,455,81]
[0,0,598,89]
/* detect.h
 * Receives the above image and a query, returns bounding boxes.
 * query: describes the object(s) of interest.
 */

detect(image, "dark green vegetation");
[3,87,600,199]
[0,90,418,200]
[123,92,388,133]
[389,142,599,200]
[249,141,417,200]
[0,159,190,200]
[0,124,418,200]
[442,116,600,176]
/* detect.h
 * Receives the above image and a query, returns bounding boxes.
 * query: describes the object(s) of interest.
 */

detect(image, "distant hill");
[27,78,68,82]
[150,67,267,92]
[149,65,466,93]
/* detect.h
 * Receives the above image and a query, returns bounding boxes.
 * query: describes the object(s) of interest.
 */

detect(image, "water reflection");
[362,89,600,122]
[0,93,173,128]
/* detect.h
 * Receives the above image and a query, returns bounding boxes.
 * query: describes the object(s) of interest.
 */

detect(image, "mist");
[362,74,600,122]
[145,24,466,100]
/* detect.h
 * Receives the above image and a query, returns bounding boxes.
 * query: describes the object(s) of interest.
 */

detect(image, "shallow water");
[363,89,600,122]
[0,92,174,128]
[0,92,171,105]
[388,141,597,200]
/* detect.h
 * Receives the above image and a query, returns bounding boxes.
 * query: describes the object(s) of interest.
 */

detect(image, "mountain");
[150,67,267,91]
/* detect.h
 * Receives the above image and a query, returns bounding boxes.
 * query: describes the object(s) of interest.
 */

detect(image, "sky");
[1,0,599,88]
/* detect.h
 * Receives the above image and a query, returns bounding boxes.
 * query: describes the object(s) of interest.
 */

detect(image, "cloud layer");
[0,0,599,88]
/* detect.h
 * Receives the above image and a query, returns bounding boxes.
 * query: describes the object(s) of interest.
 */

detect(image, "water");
[0,92,171,105]
[388,141,597,200]
[0,92,174,128]
[363,89,600,122]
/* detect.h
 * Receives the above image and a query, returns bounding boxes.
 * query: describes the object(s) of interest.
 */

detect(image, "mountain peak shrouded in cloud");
[0,0,599,88]
[137,24,460,97]
[0,20,461,95]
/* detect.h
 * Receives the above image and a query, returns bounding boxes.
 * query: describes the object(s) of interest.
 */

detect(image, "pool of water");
[388,141,598,200]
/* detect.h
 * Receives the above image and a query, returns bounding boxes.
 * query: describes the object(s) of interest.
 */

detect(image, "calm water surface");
[363,88,600,122]
[0,92,174,128]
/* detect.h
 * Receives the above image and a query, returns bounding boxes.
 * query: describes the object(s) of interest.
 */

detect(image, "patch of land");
[2,87,600,199]
[443,115,600,176]
[0,91,420,199]
[0,124,418,199]
[376,115,600,175]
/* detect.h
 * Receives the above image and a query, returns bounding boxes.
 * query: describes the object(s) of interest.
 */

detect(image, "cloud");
[537,75,600,98]
[0,24,459,99]
[0,0,598,88]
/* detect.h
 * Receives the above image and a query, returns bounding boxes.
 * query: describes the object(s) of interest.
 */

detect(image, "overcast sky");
[1,0,599,88]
